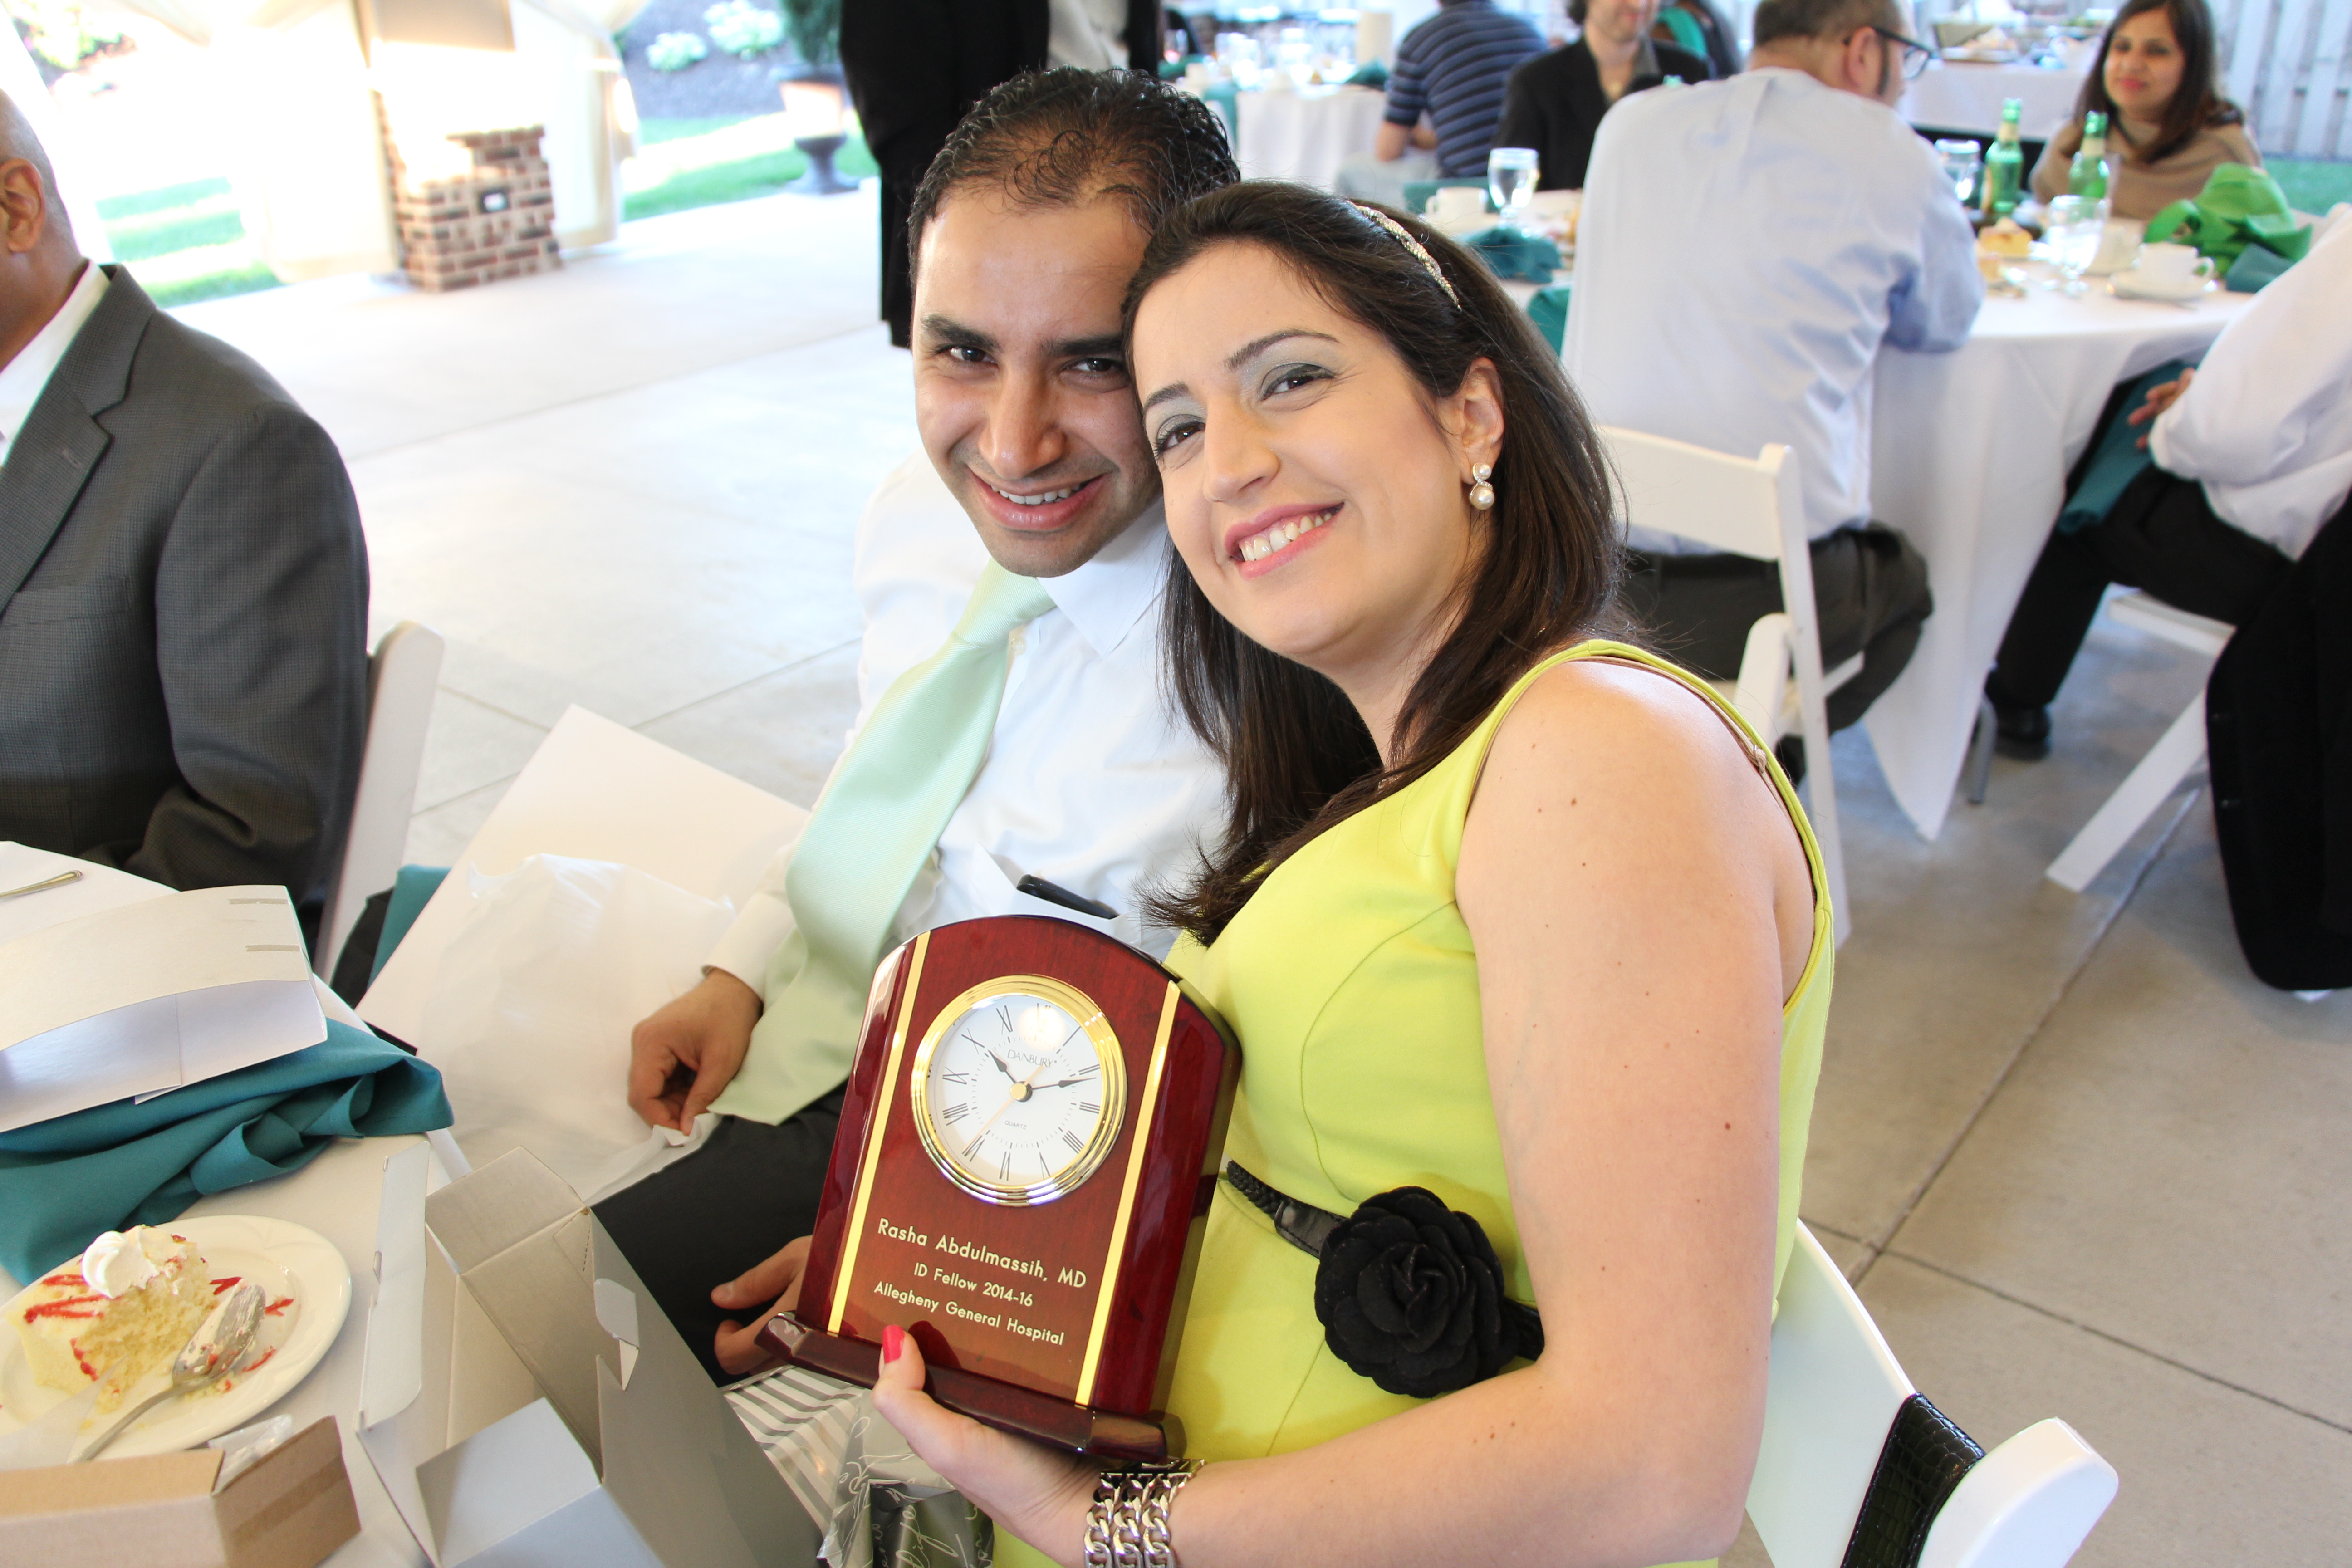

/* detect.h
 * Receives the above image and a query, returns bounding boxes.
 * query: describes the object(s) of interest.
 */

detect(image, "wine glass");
[1487,147,1540,230]
[1935,138,1982,207]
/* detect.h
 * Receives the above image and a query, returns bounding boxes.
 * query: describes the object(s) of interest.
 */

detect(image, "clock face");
[909,975,1127,1205]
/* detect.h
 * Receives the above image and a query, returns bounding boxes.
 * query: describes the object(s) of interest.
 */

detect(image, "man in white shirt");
[595,70,1239,1380]
[0,92,366,942]
[1564,0,1981,747]
[1986,211,2352,750]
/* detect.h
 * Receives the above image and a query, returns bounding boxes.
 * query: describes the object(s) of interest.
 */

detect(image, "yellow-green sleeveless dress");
[997,643,1831,1568]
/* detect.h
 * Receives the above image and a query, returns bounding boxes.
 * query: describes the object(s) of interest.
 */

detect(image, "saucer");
[2109,269,2214,301]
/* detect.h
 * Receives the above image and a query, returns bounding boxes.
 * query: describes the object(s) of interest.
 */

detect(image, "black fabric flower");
[1311,1186,1541,1398]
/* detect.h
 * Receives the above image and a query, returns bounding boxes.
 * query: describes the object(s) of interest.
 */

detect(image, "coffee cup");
[1427,186,1486,226]
[2135,241,2216,287]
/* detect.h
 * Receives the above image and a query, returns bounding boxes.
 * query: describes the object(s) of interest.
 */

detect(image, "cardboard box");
[358,1147,819,1566]
[0,1416,360,1568]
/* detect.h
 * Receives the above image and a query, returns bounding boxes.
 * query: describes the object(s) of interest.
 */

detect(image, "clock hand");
[1030,1066,1103,1091]
[961,1030,1022,1084]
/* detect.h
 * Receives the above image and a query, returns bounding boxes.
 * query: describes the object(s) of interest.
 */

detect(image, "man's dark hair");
[1752,0,1901,47]
[904,69,1240,274]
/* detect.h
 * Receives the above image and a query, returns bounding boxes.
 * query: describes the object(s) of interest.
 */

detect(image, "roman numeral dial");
[911,976,1127,1205]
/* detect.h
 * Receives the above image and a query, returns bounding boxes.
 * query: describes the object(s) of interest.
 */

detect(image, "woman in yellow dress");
[870,181,1833,1568]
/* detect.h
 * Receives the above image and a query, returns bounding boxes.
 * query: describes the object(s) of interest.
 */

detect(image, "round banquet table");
[1900,53,2089,139]
[1233,83,1391,189]
[1862,281,2255,839]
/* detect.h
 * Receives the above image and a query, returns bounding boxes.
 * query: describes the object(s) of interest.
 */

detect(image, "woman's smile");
[1227,502,1341,570]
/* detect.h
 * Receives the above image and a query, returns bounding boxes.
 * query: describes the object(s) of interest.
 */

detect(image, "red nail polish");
[882,1324,906,1364]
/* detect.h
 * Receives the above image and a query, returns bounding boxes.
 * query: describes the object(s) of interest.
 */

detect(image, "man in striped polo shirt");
[1338,0,1545,207]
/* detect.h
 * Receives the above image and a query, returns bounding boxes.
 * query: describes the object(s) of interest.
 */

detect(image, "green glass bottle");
[1983,98,2024,219]
[2068,110,2112,204]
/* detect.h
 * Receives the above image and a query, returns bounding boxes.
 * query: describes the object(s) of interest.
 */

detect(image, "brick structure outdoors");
[386,124,561,293]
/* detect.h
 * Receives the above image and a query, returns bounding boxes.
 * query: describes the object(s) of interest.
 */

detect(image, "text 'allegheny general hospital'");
[869,1216,1095,1347]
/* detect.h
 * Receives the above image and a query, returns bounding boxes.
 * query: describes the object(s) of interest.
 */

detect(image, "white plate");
[0,1215,350,1457]
[2109,269,2215,301]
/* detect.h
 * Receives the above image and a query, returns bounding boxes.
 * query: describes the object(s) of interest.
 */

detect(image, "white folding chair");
[1600,428,1855,946]
[2045,592,2231,892]
[314,621,446,978]
[1748,1226,2119,1568]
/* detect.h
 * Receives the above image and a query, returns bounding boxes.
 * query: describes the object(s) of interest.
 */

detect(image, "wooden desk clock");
[759,916,1237,1460]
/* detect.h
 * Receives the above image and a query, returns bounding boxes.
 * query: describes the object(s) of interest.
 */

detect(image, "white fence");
[2218,0,2352,159]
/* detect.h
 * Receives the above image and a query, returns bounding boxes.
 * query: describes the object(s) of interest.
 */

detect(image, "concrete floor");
[178,187,2352,1565]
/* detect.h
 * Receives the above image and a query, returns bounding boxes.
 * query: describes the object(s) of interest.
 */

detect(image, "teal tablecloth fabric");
[1526,284,1572,352]
[2057,359,2194,535]
[373,864,452,984]
[0,1021,452,1280]
[1461,225,1562,283]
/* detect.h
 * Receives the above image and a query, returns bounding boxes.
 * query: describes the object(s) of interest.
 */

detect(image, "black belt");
[1222,1161,1543,1399]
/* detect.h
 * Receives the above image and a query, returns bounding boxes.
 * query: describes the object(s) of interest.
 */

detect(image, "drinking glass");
[1935,138,1982,206]
[2046,194,2100,294]
[1487,147,1541,229]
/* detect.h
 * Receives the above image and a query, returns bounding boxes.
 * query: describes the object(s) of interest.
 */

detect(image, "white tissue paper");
[0,1383,97,1470]
[416,854,735,1204]
[208,1414,294,1490]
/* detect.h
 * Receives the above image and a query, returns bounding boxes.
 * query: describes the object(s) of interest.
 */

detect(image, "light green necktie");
[712,562,1059,1124]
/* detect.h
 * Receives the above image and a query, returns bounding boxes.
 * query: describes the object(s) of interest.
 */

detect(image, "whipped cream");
[79,1229,160,1299]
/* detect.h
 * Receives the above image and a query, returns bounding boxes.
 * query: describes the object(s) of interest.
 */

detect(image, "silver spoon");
[75,1282,265,1461]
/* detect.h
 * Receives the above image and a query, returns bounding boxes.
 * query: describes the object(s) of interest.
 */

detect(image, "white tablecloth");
[1863,285,2255,838]
[1234,84,1391,189]
[0,1133,442,1568]
[1901,56,2089,139]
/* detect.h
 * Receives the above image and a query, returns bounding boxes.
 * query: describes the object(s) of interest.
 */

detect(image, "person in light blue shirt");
[1565,0,1981,745]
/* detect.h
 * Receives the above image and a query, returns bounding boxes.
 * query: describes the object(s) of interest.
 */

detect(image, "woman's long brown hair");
[2076,0,2244,165]
[1123,182,1632,946]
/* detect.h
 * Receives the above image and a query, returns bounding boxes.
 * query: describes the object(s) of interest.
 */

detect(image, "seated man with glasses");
[1565,0,1975,754]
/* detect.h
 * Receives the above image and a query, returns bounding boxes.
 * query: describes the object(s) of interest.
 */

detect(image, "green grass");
[622,131,876,221]
[637,114,761,145]
[109,205,245,262]
[144,262,281,309]
[96,176,231,221]
[2270,158,2352,214]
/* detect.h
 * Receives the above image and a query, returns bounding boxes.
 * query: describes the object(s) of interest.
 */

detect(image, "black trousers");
[1987,467,2294,710]
[593,1088,847,1384]
[877,151,932,349]
[1622,522,1934,732]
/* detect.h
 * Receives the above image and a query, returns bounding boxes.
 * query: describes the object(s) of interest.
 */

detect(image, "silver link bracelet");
[1083,1460,1203,1568]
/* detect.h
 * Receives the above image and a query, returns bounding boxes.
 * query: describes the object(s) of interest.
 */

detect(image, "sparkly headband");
[1351,202,1460,307]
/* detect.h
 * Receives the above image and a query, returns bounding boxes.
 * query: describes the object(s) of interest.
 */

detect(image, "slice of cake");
[7,1226,212,1411]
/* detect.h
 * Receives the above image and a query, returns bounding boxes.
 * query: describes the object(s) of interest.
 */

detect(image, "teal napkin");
[0,1021,452,1280]
[1346,60,1389,89]
[1462,225,1562,283]
[373,863,451,983]
[2225,244,2296,293]
[2057,359,2194,535]
[1526,283,1573,352]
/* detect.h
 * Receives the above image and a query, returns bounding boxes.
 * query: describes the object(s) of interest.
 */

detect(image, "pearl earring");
[1468,462,1495,511]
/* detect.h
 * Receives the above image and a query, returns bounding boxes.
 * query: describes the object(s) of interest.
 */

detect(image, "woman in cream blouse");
[2031,0,2259,221]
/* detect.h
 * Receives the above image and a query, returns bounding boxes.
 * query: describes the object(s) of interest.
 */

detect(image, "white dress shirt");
[1564,70,1983,548]
[0,261,107,471]
[705,453,1224,992]
[2149,214,2352,561]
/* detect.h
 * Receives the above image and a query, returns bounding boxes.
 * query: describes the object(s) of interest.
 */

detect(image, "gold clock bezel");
[909,974,1127,1206]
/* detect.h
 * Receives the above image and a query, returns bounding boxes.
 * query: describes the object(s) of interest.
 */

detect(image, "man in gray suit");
[0,93,368,946]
